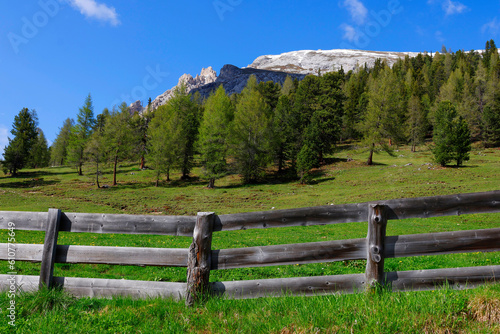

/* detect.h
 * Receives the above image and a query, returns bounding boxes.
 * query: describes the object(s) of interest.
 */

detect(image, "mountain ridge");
[136,48,425,112]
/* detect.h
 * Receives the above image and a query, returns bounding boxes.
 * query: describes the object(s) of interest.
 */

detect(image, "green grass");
[1,284,499,333]
[0,143,499,332]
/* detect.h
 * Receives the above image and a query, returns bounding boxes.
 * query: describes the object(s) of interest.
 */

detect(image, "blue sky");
[1,0,500,155]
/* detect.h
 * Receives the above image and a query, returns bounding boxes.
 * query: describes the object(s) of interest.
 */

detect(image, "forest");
[2,40,500,186]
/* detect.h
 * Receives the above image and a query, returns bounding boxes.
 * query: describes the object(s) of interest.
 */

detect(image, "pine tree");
[359,67,402,165]
[2,108,38,176]
[167,84,200,179]
[230,75,273,183]
[147,103,182,186]
[198,86,234,188]
[432,101,471,166]
[103,103,137,186]
[67,94,96,175]
[30,128,50,168]
[50,118,74,166]
[406,95,427,152]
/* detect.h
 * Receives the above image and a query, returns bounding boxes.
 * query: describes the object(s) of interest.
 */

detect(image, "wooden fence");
[1,191,499,305]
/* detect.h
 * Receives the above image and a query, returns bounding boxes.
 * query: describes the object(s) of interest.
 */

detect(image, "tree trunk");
[113,155,118,186]
[140,155,145,170]
[96,161,100,189]
[166,167,170,182]
[78,163,83,176]
[367,143,375,165]
[208,178,215,189]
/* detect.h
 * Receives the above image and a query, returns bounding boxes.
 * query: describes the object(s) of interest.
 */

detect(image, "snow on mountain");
[247,49,421,74]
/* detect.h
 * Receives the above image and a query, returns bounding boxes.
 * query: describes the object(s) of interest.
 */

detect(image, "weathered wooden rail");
[0,191,499,304]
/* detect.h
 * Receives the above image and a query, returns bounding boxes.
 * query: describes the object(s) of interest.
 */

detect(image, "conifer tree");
[103,103,137,186]
[67,94,96,175]
[2,108,38,175]
[230,75,273,183]
[198,85,234,188]
[432,101,471,166]
[30,128,50,168]
[50,118,74,166]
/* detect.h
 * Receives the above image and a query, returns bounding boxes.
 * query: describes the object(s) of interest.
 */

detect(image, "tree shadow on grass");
[0,177,60,189]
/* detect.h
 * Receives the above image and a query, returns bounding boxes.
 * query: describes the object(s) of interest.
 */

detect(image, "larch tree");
[50,118,74,166]
[230,75,273,183]
[30,128,50,168]
[358,67,402,165]
[198,85,234,188]
[103,103,137,186]
[67,94,96,175]
[147,103,182,186]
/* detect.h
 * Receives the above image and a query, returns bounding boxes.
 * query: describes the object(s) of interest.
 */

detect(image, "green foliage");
[67,94,96,175]
[29,128,50,168]
[296,143,317,184]
[198,85,234,188]
[103,103,137,185]
[163,84,200,179]
[359,67,401,164]
[147,98,183,185]
[406,95,427,152]
[432,101,471,166]
[230,75,273,183]
[50,118,74,166]
[2,108,38,175]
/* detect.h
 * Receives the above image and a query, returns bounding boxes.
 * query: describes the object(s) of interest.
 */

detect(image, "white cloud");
[67,0,120,26]
[443,0,468,15]
[435,31,445,43]
[341,24,361,42]
[342,0,368,25]
[428,0,468,16]
[0,125,9,158]
[482,18,500,36]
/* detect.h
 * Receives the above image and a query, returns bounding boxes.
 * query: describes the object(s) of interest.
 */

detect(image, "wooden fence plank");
[386,228,500,258]
[0,244,188,266]
[387,265,500,291]
[215,191,500,232]
[1,191,498,234]
[212,239,366,270]
[365,205,388,289]
[186,212,215,306]
[39,209,61,289]
[212,274,367,299]
[0,274,186,300]
[1,227,498,268]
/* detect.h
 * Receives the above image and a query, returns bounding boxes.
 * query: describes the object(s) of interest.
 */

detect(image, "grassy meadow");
[0,143,499,333]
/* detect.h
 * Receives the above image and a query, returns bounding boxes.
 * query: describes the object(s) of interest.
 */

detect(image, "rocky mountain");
[151,67,217,110]
[145,49,422,110]
[247,49,421,75]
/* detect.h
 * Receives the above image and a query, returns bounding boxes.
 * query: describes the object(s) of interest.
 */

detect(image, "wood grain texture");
[0,274,186,299]
[211,274,366,299]
[215,190,500,231]
[1,265,498,300]
[39,208,61,289]
[1,191,498,234]
[365,205,387,289]
[186,212,215,306]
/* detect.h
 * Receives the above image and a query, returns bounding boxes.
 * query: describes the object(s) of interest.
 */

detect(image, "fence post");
[39,208,61,289]
[186,212,215,306]
[365,204,387,291]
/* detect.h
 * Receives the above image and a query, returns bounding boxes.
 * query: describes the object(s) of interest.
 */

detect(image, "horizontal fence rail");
[0,191,499,304]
